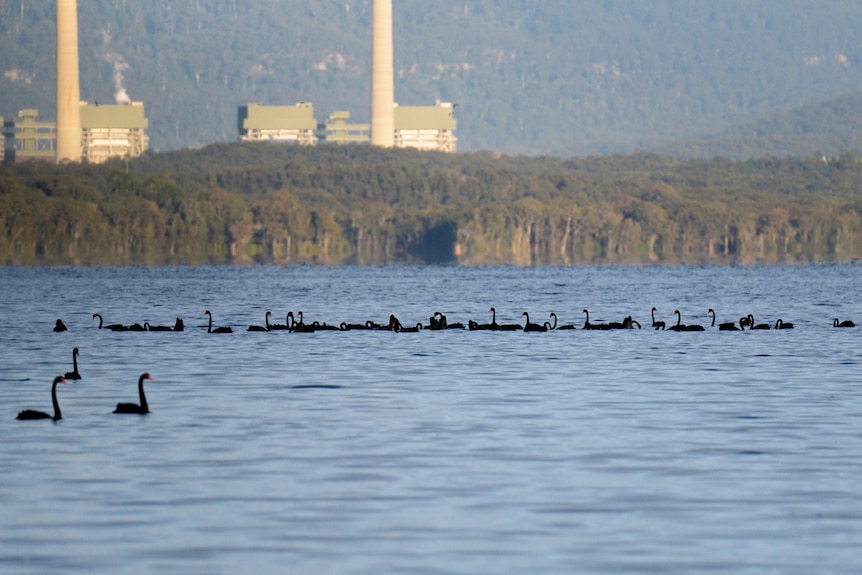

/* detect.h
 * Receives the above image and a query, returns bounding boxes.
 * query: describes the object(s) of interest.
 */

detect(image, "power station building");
[2,103,149,164]
[238,103,318,145]
[80,102,149,164]
[2,109,56,163]
[238,102,457,152]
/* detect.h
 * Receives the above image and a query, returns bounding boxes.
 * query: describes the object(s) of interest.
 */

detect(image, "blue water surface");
[1,264,861,574]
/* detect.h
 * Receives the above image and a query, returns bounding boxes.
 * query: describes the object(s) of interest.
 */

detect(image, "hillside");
[2,1,862,156]
[656,91,862,159]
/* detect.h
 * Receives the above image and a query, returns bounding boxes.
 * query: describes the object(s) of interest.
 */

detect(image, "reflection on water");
[1,265,861,574]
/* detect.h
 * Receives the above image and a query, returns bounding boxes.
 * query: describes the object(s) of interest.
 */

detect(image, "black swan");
[114,373,152,415]
[774,319,795,329]
[834,318,855,328]
[708,308,739,331]
[145,322,173,332]
[92,313,128,331]
[53,319,68,332]
[469,308,495,330]
[339,320,377,331]
[248,311,272,332]
[582,309,611,330]
[204,310,233,333]
[669,310,704,331]
[522,312,548,332]
[64,347,82,380]
[435,312,465,330]
[622,316,641,329]
[173,318,185,331]
[17,376,66,421]
[547,312,576,330]
[747,314,770,330]
[651,307,666,330]
[287,312,315,333]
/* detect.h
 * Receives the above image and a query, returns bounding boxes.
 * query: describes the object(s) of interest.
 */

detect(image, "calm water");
[1,265,861,574]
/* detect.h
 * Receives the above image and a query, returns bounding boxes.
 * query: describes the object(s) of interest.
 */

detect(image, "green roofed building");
[80,102,149,164]
[394,102,457,152]
[238,103,318,145]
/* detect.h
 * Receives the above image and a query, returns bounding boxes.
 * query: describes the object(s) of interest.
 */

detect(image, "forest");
[2,144,862,266]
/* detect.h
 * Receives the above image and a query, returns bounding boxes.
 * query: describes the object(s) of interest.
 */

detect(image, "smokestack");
[56,0,81,163]
[371,0,394,147]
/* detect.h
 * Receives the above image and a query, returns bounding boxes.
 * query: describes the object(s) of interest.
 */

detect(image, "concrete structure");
[238,103,318,145]
[394,102,457,152]
[319,111,370,144]
[56,0,81,163]
[371,0,394,147]
[3,109,56,164]
[80,102,149,163]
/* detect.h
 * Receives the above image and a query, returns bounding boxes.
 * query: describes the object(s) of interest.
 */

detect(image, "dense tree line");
[2,144,862,266]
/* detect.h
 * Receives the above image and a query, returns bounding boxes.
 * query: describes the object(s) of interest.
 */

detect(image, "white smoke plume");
[105,52,132,104]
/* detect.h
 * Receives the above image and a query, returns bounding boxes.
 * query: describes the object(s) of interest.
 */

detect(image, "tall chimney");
[371,0,394,147]
[56,0,81,163]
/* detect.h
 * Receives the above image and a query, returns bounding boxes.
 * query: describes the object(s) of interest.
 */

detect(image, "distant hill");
[2,1,862,156]
[655,91,862,159]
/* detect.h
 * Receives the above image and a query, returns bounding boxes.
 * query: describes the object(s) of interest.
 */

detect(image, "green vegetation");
[2,1,862,156]
[3,145,862,265]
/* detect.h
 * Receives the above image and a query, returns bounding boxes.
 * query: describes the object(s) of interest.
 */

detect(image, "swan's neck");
[138,378,148,412]
[51,380,61,420]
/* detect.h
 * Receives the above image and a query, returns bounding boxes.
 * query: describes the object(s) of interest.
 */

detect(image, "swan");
[248,311,272,332]
[486,307,521,331]
[287,312,315,333]
[668,310,704,331]
[747,314,770,330]
[834,318,855,328]
[547,312,576,330]
[311,321,340,331]
[339,320,377,331]
[582,309,611,330]
[651,307,666,330]
[708,308,739,331]
[64,347,82,380]
[430,311,465,330]
[173,318,185,331]
[622,316,641,329]
[17,376,66,421]
[53,319,68,332]
[144,322,173,332]
[469,308,495,330]
[114,373,152,415]
[204,310,233,333]
[522,312,548,332]
[92,313,128,331]
[774,319,795,329]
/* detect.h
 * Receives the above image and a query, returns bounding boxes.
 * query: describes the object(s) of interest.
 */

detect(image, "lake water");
[1,264,861,574]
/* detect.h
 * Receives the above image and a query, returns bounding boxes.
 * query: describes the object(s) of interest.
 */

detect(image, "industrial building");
[80,102,149,164]
[2,103,149,164]
[239,102,457,152]
[393,102,457,152]
[238,103,318,145]
[2,109,56,163]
